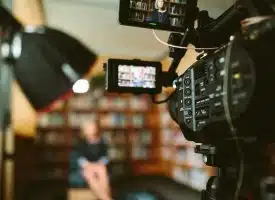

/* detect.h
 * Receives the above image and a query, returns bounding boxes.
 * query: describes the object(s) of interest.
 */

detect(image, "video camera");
[105,0,275,144]
[104,1,275,199]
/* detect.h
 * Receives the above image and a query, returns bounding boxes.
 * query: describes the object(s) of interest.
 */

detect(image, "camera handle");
[195,144,275,200]
[166,28,197,72]
[160,29,198,88]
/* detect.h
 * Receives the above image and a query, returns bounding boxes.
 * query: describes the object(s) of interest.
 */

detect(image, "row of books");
[100,113,146,128]
[103,131,127,145]
[24,167,67,181]
[97,97,128,111]
[36,131,67,146]
[38,113,65,127]
[36,130,153,147]
[32,144,150,162]
[69,95,149,111]
[39,168,67,180]
[108,148,127,160]
[161,129,192,146]
[38,112,148,128]
[100,113,126,128]
[68,93,98,109]
[172,167,209,191]
[68,113,97,127]
[161,147,205,167]
[35,132,151,162]
[40,151,68,162]
[108,147,152,160]
[132,147,151,160]
[104,131,152,145]
[130,131,152,145]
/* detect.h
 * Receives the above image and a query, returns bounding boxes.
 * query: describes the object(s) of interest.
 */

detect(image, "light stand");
[0,44,13,200]
[0,6,97,200]
[0,5,21,198]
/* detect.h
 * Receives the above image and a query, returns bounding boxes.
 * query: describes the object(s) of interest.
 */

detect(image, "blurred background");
[1,0,234,200]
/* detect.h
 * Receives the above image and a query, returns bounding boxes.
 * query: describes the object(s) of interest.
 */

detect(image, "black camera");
[168,16,275,145]
[168,40,256,144]
[106,1,275,199]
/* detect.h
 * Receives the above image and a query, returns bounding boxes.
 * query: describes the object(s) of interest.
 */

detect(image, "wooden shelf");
[132,158,159,163]
[33,92,162,182]
[35,145,73,149]
[165,1,186,5]
[70,126,154,131]
[35,161,69,166]
[129,7,153,12]
[37,126,68,131]
[70,108,150,113]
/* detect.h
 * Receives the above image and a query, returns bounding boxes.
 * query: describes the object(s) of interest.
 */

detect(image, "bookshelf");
[35,101,70,183]
[158,92,216,191]
[32,84,214,191]
[34,87,163,185]
[129,0,187,27]
[68,92,162,177]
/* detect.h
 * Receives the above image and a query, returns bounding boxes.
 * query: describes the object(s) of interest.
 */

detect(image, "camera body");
[169,40,255,144]
[106,1,275,146]
[169,18,275,144]
[107,2,275,199]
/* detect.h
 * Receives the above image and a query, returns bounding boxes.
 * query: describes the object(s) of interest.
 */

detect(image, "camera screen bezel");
[106,59,162,94]
[119,0,197,32]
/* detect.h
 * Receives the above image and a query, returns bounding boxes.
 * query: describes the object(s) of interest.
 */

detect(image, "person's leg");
[82,163,112,200]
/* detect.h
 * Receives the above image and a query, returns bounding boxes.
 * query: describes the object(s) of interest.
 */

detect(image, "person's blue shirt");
[69,137,108,188]
[146,10,170,25]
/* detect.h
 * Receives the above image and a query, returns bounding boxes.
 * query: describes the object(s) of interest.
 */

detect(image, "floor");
[68,189,98,200]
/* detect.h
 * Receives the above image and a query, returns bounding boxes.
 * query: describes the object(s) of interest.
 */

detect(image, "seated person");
[146,0,170,25]
[69,120,109,188]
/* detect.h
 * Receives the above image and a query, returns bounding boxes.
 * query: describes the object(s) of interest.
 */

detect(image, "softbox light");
[0,6,22,32]
[4,25,97,112]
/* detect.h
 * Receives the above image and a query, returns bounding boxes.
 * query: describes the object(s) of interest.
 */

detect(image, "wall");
[43,0,170,60]
[42,0,232,60]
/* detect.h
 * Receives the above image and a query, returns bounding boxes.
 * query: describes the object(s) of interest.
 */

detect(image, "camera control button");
[184,78,191,86]
[184,88,191,96]
[185,99,192,106]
